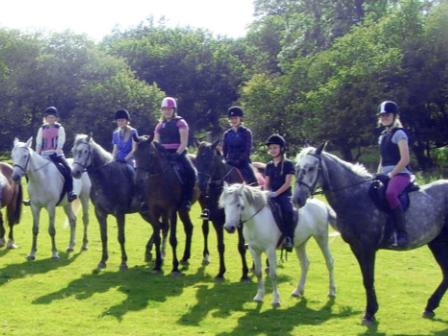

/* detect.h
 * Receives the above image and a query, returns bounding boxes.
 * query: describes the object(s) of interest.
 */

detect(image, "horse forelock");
[224,184,267,209]
[74,134,113,162]
[296,146,371,178]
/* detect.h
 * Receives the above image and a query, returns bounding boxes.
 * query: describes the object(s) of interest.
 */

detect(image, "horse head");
[134,136,160,185]
[72,134,94,179]
[11,137,33,184]
[219,182,246,233]
[293,142,327,208]
[196,138,221,192]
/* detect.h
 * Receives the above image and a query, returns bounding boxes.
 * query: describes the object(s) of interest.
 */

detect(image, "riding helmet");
[161,97,177,109]
[44,106,59,117]
[377,101,399,116]
[115,109,130,120]
[265,134,286,148]
[227,106,244,117]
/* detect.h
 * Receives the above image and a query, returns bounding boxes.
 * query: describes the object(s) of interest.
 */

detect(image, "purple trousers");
[385,173,411,210]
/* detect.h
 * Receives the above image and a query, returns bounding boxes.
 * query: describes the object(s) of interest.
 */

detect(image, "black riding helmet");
[115,109,130,120]
[227,106,244,117]
[265,134,286,148]
[377,101,399,116]
[44,106,59,117]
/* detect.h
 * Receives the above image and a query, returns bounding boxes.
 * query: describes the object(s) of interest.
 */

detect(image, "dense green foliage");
[1,0,448,168]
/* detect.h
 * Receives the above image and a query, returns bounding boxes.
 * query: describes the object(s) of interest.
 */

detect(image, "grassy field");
[1,191,448,336]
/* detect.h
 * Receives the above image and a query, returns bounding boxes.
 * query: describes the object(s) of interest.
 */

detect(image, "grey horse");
[293,143,448,325]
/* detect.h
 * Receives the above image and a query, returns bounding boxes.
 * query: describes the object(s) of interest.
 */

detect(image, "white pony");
[11,137,91,260]
[219,182,337,307]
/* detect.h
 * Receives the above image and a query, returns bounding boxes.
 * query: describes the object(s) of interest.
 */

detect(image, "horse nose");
[225,225,236,234]
[11,174,20,184]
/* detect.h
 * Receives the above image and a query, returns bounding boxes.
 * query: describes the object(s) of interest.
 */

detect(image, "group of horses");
[2,136,448,325]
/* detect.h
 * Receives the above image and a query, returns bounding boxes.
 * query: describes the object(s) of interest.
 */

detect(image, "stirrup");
[200,209,210,220]
[68,192,78,203]
[282,237,293,252]
[23,199,31,206]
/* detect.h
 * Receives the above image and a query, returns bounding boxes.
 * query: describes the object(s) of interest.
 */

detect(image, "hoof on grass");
[180,259,189,266]
[361,317,375,326]
[422,310,435,319]
[66,247,74,253]
[27,255,36,261]
[145,253,153,262]
[272,302,280,308]
[119,264,128,271]
[240,277,251,283]
[171,271,182,277]
[202,259,211,266]
[214,275,225,282]
[82,246,88,251]
[97,262,107,269]
[52,255,60,261]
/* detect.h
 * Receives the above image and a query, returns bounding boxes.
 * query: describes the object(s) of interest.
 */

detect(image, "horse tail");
[326,204,338,232]
[8,183,23,225]
[63,199,82,229]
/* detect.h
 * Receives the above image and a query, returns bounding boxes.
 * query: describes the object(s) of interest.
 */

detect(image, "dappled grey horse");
[293,143,448,325]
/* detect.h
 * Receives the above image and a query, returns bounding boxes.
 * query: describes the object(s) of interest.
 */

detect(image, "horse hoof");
[180,260,189,266]
[171,271,182,277]
[7,243,18,249]
[152,269,162,274]
[240,277,251,283]
[253,298,263,303]
[145,253,153,262]
[422,310,435,319]
[272,302,281,308]
[214,275,225,282]
[97,262,107,269]
[66,247,74,253]
[361,317,376,326]
[27,255,35,261]
[291,292,304,298]
[0,239,5,247]
[119,264,128,271]
[52,256,60,261]
[202,259,211,266]
[82,246,88,251]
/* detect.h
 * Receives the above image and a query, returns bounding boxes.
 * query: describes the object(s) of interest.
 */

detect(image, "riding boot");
[281,236,293,252]
[392,205,408,248]
[56,155,78,202]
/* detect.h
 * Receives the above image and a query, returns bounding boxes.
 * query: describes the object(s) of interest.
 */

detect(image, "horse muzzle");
[292,189,308,208]
[11,173,22,184]
[224,223,237,234]
[71,169,82,180]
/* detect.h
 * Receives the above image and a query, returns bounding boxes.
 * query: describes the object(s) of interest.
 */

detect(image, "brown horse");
[133,136,199,276]
[0,162,23,249]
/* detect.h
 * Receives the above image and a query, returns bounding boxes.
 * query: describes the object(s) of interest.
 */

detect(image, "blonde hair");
[159,109,178,122]
[378,114,403,129]
[117,124,132,142]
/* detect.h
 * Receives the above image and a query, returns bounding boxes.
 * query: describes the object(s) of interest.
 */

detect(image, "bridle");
[232,192,265,228]
[134,142,172,178]
[72,141,93,172]
[296,152,373,196]
[13,146,51,175]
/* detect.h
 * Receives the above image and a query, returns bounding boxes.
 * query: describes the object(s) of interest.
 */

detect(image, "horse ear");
[238,183,245,194]
[315,141,327,156]
[87,132,93,142]
[211,138,220,150]
[13,137,19,146]
[304,141,311,148]
[223,181,229,192]
[25,137,33,148]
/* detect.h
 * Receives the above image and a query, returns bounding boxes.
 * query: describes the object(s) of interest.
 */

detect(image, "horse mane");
[296,147,372,178]
[223,183,267,209]
[198,141,223,157]
[74,134,113,162]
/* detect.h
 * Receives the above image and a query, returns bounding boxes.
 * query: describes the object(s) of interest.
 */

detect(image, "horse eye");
[309,167,315,172]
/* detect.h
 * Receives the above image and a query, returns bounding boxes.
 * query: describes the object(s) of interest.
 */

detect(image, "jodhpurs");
[385,173,410,210]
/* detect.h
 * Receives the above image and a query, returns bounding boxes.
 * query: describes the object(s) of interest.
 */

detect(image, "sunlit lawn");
[1,191,448,336]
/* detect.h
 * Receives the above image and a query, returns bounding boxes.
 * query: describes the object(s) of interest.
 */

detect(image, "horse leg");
[314,234,336,297]
[6,214,18,249]
[27,205,42,261]
[423,236,448,318]
[116,213,128,270]
[350,244,378,325]
[96,209,108,269]
[267,248,280,307]
[151,225,163,273]
[292,242,309,298]
[213,218,226,281]
[237,226,250,282]
[47,206,60,260]
[169,211,180,276]
[80,193,90,251]
[201,219,211,266]
[178,210,193,265]
[250,249,264,303]
[63,204,76,253]
[0,214,5,247]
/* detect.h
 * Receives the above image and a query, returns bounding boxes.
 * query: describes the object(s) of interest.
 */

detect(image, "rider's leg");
[386,174,410,247]
[179,153,197,211]
[239,160,259,186]
[278,195,295,252]
[54,154,78,202]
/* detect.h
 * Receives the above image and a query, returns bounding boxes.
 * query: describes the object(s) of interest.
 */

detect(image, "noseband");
[73,141,93,172]
[12,147,31,174]
[296,153,324,196]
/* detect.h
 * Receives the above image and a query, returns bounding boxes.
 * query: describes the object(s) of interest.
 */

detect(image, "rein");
[13,147,52,175]
[73,141,112,173]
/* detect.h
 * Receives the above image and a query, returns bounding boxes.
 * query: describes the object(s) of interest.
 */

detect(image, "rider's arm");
[125,135,138,161]
[56,126,66,154]
[176,128,188,154]
[36,127,43,155]
[239,128,252,161]
[275,174,293,196]
[390,138,410,177]
[265,175,271,190]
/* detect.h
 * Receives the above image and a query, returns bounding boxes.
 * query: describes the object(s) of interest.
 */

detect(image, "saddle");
[49,156,71,205]
[171,160,186,185]
[369,176,420,213]
[267,199,298,249]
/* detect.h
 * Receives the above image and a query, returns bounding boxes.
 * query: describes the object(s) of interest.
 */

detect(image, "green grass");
[1,192,448,336]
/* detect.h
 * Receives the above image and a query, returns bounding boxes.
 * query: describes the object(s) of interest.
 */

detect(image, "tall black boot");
[392,205,408,247]
[56,155,78,202]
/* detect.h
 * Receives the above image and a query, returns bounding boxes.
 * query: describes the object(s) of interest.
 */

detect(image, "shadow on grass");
[0,251,82,287]
[32,264,217,321]
[213,297,355,336]
[357,317,448,336]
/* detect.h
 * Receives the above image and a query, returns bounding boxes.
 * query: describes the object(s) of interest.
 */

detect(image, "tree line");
[1,0,447,168]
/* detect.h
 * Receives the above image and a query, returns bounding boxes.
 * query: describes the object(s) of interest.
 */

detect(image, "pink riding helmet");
[161,97,177,109]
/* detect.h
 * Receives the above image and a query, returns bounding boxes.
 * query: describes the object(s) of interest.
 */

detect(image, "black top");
[265,159,295,195]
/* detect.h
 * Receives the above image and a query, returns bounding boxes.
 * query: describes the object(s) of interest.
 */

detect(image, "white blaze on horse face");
[222,190,243,232]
